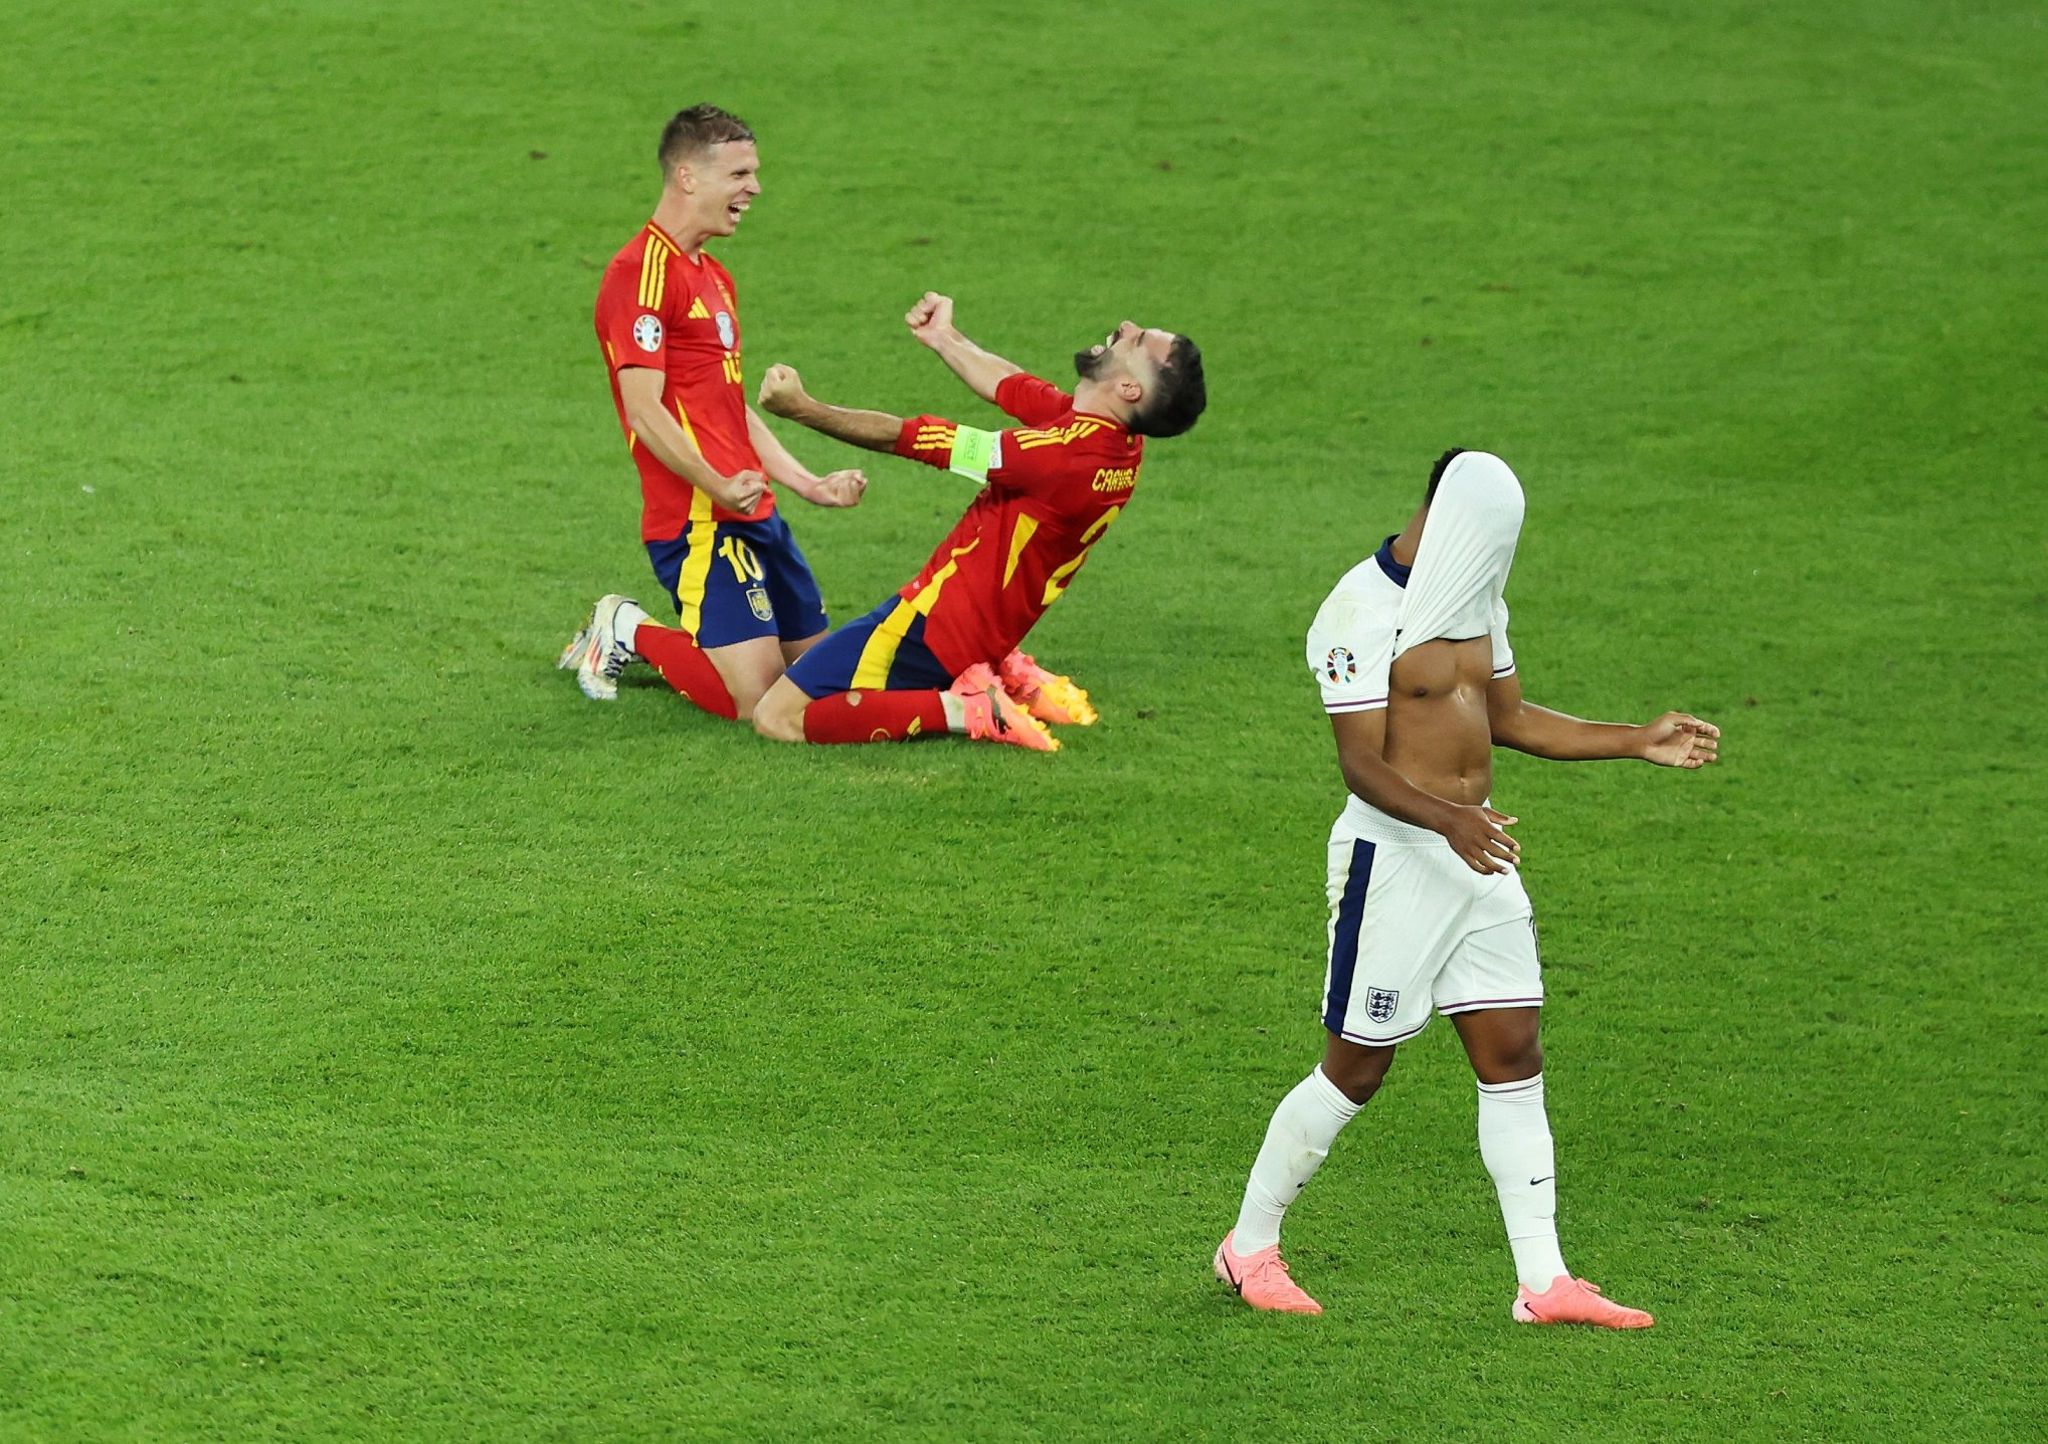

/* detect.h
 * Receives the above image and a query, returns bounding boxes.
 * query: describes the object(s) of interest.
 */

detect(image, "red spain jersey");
[891,372,1144,674]
[594,221,771,539]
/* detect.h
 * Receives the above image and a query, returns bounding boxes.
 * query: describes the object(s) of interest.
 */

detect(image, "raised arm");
[904,292,1022,405]
[1331,711,1521,875]
[757,364,906,452]
[1487,672,1720,767]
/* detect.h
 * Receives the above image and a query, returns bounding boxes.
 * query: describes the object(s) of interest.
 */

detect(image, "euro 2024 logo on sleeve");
[633,315,663,352]
[1323,646,1357,684]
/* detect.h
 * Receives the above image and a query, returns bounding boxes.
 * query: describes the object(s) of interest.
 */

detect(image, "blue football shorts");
[645,510,828,649]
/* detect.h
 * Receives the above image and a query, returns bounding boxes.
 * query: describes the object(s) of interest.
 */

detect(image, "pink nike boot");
[1512,1275,1654,1329]
[1214,1232,1323,1315]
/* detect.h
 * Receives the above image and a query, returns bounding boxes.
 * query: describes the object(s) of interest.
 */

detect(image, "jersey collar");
[1374,534,1412,588]
[647,219,703,265]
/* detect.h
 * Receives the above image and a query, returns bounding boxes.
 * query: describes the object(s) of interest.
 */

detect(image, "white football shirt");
[1306,536,1515,841]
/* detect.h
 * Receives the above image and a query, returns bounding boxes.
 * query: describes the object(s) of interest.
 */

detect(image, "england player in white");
[1214,449,1721,1322]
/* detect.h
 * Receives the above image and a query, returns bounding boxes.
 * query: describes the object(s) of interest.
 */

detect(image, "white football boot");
[556,594,646,701]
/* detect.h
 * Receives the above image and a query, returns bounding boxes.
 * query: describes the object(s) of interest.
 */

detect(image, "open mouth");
[728,202,749,224]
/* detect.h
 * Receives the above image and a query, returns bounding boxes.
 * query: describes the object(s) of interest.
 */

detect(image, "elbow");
[1491,716,1547,756]
[981,366,1022,403]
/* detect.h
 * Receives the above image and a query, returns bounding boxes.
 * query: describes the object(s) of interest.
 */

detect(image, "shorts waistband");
[1331,797,1493,848]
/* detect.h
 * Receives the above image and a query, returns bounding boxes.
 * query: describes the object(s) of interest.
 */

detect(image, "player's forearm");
[923,326,1023,404]
[1494,702,1644,761]
[773,393,905,453]
[1338,750,1462,836]
[625,402,730,495]
[746,407,821,494]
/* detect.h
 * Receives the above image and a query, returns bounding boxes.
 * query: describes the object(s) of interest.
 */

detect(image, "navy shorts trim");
[1322,839,1377,1035]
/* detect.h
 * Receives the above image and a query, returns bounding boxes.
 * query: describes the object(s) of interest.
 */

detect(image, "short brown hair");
[658,105,755,176]
[1132,335,1206,438]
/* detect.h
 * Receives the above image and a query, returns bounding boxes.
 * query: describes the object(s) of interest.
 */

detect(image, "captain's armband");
[947,426,1001,483]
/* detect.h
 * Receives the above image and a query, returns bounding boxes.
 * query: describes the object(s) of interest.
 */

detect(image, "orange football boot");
[997,649,1098,726]
[948,664,1058,752]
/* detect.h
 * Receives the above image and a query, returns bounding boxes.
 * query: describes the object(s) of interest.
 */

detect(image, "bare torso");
[1384,635,1495,805]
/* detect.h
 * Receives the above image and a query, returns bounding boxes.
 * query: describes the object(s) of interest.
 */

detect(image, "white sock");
[614,600,650,656]
[1477,1072,1570,1291]
[1232,1066,1363,1253]
[939,691,967,731]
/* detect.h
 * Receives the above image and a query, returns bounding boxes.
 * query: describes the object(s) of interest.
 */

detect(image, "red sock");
[801,690,950,743]
[633,623,738,720]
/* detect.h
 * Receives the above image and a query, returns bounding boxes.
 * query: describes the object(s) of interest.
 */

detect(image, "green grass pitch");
[4,0,2044,1438]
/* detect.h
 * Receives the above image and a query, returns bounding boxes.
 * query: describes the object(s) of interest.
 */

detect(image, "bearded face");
[1074,322,1130,380]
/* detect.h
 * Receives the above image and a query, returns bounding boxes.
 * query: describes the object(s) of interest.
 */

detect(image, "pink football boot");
[1512,1275,1655,1329]
[1214,1232,1323,1315]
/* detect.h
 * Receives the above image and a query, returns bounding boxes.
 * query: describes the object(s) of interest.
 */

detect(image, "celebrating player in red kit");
[748,293,1206,751]
[559,105,867,721]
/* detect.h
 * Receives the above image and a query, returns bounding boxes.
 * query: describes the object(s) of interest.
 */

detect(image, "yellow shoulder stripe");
[638,232,674,310]
[1014,419,1108,451]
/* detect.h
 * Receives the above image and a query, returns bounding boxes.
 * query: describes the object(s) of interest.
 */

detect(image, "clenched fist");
[808,469,867,508]
[905,291,955,347]
[722,469,769,513]
[757,364,807,418]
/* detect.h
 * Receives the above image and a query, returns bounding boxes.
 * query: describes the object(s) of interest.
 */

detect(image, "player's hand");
[721,469,769,513]
[905,291,955,347]
[807,469,867,508]
[757,364,807,418]
[1639,713,1721,769]
[1442,804,1520,875]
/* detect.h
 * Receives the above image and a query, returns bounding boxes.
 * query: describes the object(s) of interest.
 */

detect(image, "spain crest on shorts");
[745,587,773,622]
[1365,987,1400,1024]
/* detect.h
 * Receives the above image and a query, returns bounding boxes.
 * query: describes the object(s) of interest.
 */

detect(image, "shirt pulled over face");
[1393,451,1526,661]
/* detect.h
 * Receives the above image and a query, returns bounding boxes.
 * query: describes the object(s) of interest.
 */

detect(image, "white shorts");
[1321,827,1542,1046]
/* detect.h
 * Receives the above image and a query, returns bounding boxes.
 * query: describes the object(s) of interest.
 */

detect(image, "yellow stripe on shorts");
[851,600,919,689]
[675,491,717,635]
[850,538,981,689]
